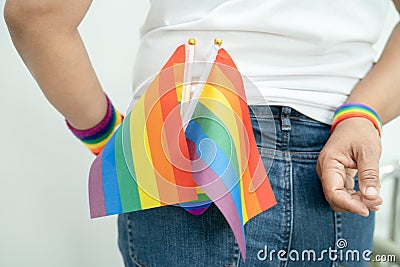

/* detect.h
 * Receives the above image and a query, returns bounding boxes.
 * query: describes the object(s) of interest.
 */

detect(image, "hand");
[317,118,383,217]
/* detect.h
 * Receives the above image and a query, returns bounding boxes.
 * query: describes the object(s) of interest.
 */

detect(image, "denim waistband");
[249,105,319,123]
[248,105,331,156]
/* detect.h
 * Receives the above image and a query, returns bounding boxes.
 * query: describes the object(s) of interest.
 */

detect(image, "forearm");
[4,0,106,129]
[347,22,400,124]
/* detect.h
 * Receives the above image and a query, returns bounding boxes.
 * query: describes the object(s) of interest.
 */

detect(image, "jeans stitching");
[226,241,241,267]
[258,148,321,158]
[259,150,321,161]
[286,151,320,155]
[235,242,241,267]
[333,212,343,267]
[249,114,323,123]
[236,250,241,267]
[225,241,235,267]
[282,159,288,267]
[259,149,321,154]
[287,154,295,267]
[281,128,293,267]
[261,155,320,161]
[126,213,147,267]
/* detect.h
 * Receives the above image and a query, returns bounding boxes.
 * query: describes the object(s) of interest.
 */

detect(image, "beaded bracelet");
[66,94,124,155]
[331,103,382,137]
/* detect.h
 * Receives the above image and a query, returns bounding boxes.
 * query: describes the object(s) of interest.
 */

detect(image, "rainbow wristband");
[66,94,124,155]
[331,103,382,137]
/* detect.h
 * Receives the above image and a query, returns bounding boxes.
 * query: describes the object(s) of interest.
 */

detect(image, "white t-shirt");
[132,0,397,124]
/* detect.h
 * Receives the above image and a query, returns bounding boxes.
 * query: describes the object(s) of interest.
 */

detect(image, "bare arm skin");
[317,1,400,217]
[4,0,107,130]
[347,21,400,124]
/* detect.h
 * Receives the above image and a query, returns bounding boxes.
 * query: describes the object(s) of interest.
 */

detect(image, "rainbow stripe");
[88,44,277,260]
[331,103,382,137]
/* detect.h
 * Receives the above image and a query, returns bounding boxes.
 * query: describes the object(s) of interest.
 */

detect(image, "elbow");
[4,0,63,36]
[3,0,22,35]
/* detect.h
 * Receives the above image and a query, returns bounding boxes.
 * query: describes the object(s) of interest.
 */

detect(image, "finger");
[320,160,369,216]
[345,168,357,180]
[330,189,360,213]
[361,195,383,208]
[351,191,383,209]
[316,161,322,179]
[355,146,381,201]
[344,175,355,190]
[328,189,369,216]
[370,206,380,211]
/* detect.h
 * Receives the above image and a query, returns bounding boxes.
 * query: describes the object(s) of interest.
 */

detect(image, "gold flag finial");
[188,38,197,45]
[214,37,223,46]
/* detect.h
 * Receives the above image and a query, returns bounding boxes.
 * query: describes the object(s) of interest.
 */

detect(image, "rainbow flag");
[88,44,276,260]
[89,45,199,218]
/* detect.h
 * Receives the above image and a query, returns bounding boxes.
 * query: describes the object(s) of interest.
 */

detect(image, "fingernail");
[365,187,378,196]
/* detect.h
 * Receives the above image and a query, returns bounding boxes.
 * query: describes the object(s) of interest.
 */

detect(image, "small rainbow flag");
[89,45,199,218]
[88,43,276,260]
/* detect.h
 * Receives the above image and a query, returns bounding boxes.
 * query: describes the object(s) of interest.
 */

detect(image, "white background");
[0,1,399,266]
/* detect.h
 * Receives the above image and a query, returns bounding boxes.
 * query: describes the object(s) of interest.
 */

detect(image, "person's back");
[133,0,392,123]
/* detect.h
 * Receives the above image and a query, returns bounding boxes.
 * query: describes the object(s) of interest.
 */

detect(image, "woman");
[4,1,400,266]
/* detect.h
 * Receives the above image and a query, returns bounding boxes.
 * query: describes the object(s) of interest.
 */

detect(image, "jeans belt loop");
[281,106,292,131]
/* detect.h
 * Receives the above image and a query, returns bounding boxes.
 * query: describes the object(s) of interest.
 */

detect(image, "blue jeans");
[118,106,374,267]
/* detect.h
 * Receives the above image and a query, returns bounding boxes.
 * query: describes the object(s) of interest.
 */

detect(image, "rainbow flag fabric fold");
[88,43,276,260]
[183,48,277,259]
